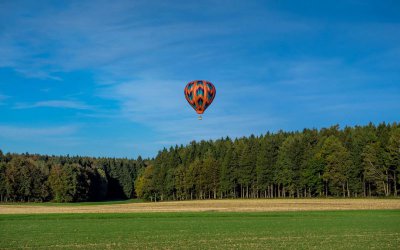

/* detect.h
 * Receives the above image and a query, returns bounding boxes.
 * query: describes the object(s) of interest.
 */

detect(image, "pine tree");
[320,136,352,197]
[48,165,74,202]
[362,143,386,196]
[387,128,400,196]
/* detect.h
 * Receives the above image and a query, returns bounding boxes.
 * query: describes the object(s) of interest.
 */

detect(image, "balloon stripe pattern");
[184,80,216,114]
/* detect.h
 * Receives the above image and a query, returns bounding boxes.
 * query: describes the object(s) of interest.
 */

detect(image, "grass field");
[1,210,399,249]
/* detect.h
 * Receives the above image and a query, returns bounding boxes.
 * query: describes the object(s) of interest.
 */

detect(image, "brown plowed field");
[1,199,399,214]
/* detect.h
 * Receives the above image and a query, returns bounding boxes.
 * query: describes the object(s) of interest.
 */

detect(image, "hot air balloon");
[184,80,216,120]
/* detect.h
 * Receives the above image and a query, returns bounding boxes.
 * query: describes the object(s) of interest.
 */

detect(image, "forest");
[0,154,145,202]
[0,122,399,202]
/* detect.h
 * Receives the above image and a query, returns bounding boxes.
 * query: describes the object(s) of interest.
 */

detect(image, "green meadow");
[1,210,399,249]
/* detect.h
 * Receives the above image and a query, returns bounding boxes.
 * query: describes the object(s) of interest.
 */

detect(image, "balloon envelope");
[184,80,216,114]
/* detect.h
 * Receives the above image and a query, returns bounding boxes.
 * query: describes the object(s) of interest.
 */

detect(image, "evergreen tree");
[362,143,386,196]
[48,165,74,202]
[203,151,219,199]
[320,136,352,197]
[387,127,400,196]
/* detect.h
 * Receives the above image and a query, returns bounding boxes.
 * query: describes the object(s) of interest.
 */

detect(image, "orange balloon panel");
[184,80,216,114]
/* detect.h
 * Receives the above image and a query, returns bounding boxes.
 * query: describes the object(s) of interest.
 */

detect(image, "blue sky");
[0,0,399,158]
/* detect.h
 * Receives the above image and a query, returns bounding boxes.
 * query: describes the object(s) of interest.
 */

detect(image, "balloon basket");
[198,115,202,120]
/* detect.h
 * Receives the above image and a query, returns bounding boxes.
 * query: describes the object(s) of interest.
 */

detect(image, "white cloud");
[0,94,8,100]
[0,125,78,139]
[99,77,284,145]
[0,94,10,106]
[99,56,388,145]
[0,1,313,80]
[14,100,93,110]
[104,79,184,119]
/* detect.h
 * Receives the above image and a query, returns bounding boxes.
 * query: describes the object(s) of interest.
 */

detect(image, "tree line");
[0,153,145,202]
[136,122,400,201]
[0,122,399,202]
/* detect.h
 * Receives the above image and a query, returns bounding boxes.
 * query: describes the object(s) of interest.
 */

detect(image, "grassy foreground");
[1,210,399,249]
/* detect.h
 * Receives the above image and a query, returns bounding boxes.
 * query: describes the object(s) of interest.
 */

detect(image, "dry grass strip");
[1,199,400,214]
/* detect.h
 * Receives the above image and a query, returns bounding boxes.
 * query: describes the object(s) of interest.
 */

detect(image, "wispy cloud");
[0,93,9,102]
[96,54,400,146]
[0,124,78,139]
[14,100,93,110]
[98,77,284,145]
[99,79,183,120]
[0,0,313,81]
